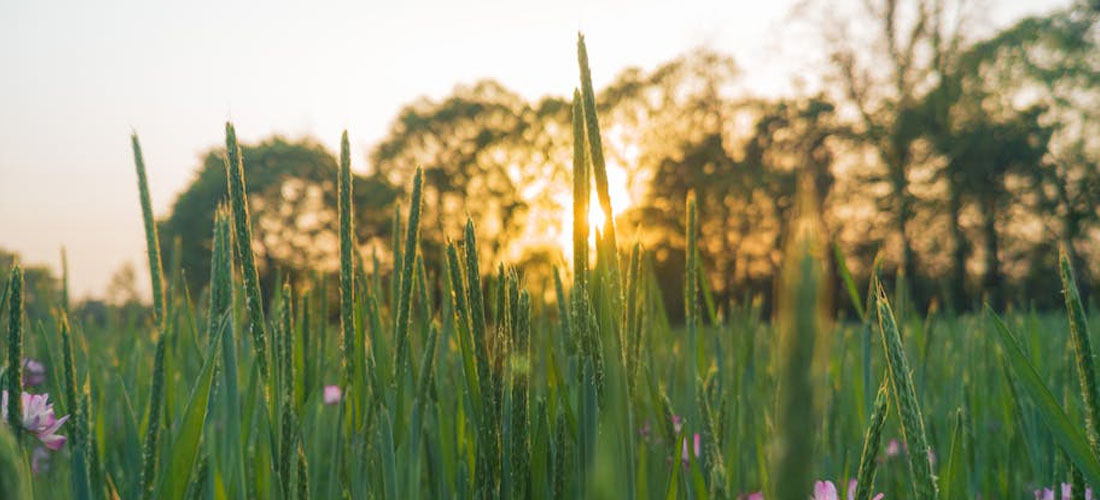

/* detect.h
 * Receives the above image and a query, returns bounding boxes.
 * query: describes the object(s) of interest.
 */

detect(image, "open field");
[3,21,1100,499]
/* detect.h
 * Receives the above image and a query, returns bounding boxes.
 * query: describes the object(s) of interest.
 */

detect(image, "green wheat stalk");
[60,247,70,313]
[6,266,23,438]
[876,283,938,499]
[338,131,357,390]
[393,166,423,384]
[854,377,890,500]
[207,206,233,337]
[210,207,244,496]
[686,192,704,380]
[1059,247,1100,454]
[130,133,166,326]
[279,398,296,500]
[296,442,310,500]
[697,375,727,497]
[58,312,91,499]
[511,290,531,499]
[571,90,589,291]
[464,220,495,414]
[463,219,501,495]
[576,33,618,254]
[188,455,210,500]
[140,332,168,500]
[223,122,269,377]
[392,203,403,309]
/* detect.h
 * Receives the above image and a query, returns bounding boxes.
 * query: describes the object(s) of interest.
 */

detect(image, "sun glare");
[553,160,632,267]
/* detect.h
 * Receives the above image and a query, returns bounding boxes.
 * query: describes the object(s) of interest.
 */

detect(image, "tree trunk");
[895,176,918,309]
[948,182,968,312]
[980,196,1003,310]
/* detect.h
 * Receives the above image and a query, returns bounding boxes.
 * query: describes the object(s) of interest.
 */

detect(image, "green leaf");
[834,242,865,321]
[155,313,228,500]
[987,307,1100,485]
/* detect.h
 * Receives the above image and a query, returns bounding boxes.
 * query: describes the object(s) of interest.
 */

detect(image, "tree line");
[140,0,1100,319]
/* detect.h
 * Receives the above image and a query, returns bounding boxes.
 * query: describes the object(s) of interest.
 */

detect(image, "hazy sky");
[0,0,1065,300]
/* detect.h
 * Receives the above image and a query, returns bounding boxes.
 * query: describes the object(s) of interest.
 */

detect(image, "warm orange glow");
[550,160,633,266]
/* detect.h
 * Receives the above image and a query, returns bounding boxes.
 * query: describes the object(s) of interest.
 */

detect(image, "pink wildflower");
[1034,483,1093,500]
[1,390,68,450]
[323,385,342,405]
[31,446,50,475]
[884,439,901,458]
[23,359,46,388]
[680,433,701,464]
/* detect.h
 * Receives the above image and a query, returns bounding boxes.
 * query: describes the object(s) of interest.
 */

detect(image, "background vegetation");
[2,0,1100,498]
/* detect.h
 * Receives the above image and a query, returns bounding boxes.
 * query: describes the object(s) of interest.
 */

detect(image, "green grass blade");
[155,313,227,500]
[60,246,70,314]
[854,377,889,500]
[834,242,865,321]
[140,331,168,500]
[380,410,399,499]
[0,425,29,497]
[941,409,967,500]
[987,308,1100,485]
[59,313,92,500]
[876,285,938,499]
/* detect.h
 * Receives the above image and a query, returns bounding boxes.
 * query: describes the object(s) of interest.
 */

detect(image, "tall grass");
[9,32,1100,500]
[6,266,23,437]
[130,133,166,327]
[223,122,269,378]
[876,284,938,499]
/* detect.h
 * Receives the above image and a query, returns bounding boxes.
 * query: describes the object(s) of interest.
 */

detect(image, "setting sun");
[546,158,633,267]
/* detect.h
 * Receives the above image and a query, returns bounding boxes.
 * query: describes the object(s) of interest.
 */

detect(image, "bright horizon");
[0,0,1062,300]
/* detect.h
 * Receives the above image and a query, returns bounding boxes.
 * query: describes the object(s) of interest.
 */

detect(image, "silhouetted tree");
[161,136,398,294]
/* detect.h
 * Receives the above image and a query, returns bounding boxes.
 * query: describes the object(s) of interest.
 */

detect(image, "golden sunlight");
[552,160,633,266]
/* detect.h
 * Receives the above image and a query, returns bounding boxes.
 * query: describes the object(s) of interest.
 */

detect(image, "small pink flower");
[31,446,50,475]
[680,433,701,464]
[323,385,342,405]
[23,359,46,388]
[813,480,839,500]
[1,390,68,450]
[672,415,684,435]
[1034,483,1093,500]
[885,439,901,458]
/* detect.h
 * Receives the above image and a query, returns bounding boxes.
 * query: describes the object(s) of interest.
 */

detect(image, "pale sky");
[0,0,1065,300]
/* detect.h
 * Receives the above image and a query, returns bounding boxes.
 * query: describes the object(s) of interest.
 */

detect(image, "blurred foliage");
[160,137,399,295]
[146,1,1100,318]
[0,248,60,322]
